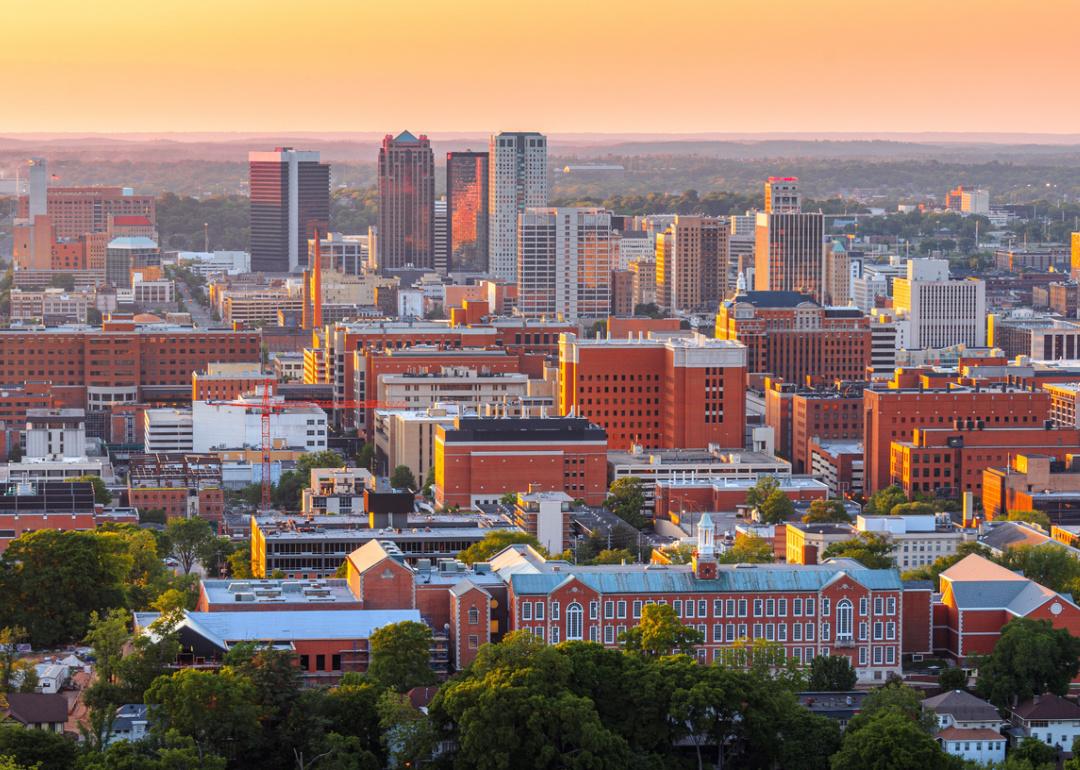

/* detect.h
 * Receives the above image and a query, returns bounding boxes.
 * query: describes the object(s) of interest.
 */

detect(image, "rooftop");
[201,578,360,606]
[922,690,1001,723]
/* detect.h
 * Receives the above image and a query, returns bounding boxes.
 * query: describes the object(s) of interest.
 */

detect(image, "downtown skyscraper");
[446,151,489,274]
[489,132,548,281]
[249,148,330,273]
[377,131,435,271]
[655,215,731,314]
[753,177,825,301]
[518,207,613,320]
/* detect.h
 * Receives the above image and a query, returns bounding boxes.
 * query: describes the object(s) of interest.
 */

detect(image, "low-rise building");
[856,514,975,571]
[374,405,462,487]
[922,690,1006,765]
[301,467,373,515]
[143,409,194,453]
[809,439,864,497]
[1008,695,1080,752]
[509,490,573,555]
[785,522,857,565]
[654,476,828,521]
[127,453,225,525]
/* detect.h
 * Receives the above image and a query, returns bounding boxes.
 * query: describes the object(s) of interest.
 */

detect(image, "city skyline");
[3,0,1079,135]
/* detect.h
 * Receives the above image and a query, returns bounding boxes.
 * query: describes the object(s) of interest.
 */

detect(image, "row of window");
[520,595,898,623]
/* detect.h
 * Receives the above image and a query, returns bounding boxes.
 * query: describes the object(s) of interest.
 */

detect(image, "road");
[175,279,215,328]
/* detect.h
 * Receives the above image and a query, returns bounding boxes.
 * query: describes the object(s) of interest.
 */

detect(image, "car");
[163,557,180,567]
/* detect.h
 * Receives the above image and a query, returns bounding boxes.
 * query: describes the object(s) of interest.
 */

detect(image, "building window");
[522,602,532,621]
[468,607,480,625]
[674,599,683,616]
[794,623,803,642]
[777,598,787,616]
[886,597,896,615]
[633,601,642,618]
[821,622,831,642]
[873,646,883,665]
[766,599,775,617]
[859,646,867,665]
[794,598,803,616]
[873,597,883,615]
[886,622,896,641]
[589,627,599,643]
[805,598,815,616]
[805,623,815,641]
[821,598,831,616]
[738,599,747,617]
[886,646,895,665]
[859,621,868,641]
[753,623,763,639]
[604,601,614,619]
[697,600,707,618]
[778,624,787,642]
[604,626,615,644]
[316,655,325,671]
[753,599,764,617]
[726,623,736,642]
[713,624,724,643]
[332,655,341,671]
[535,602,544,621]
[468,635,479,650]
[765,624,775,641]
[726,599,736,617]
[859,597,868,616]
[550,626,560,644]
[686,601,695,618]
[873,621,883,641]
[299,655,309,671]
[617,600,627,618]
[567,603,584,641]
[836,599,854,640]
[552,602,560,621]
[589,601,599,620]
[714,600,724,617]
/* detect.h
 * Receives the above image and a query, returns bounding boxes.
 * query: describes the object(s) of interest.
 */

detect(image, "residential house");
[2,692,68,732]
[1009,695,1080,752]
[921,689,1006,764]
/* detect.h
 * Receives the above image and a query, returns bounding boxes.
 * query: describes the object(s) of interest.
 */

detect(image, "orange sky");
[2,0,1078,134]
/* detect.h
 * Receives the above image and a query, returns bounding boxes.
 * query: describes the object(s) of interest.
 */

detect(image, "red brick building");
[434,416,608,508]
[0,319,261,412]
[765,381,864,472]
[558,332,746,451]
[982,453,1080,523]
[934,554,1080,664]
[715,291,871,387]
[890,423,1080,498]
[863,383,1052,494]
[18,186,156,239]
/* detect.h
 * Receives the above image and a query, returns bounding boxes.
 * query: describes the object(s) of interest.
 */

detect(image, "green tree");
[162,518,214,574]
[975,618,1080,709]
[457,531,547,565]
[1007,509,1052,531]
[717,533,775,564]
[377,690,436,770]
[226,541,253,579]
[0,627,36,693]
[498,492,518,506]
[295,450,346,476]
[890,501,935,516]
[901,541,992,588]
[938,666,968,692]
[47,272,75,291]
[822,532,895,569]
[355,444,375,472]
[846,682,941,736]
[145,668,262,763]
[589,549,635,565]
[866,485,907,516]
[620,603,704,657]
[606,477,647,529]
[0,530,129,647]
[803,499,851,524]
[758,490,795,525]
[196,537,233,578]
[997,544,1080,595]
[70,475,112,505]
[367,621,435,693]
[1010,737,1059,769]
[389,465,416,491]
[746,475,780,509]
[807,655,857,691]
[0,727,79,770]
[831,707,954,770]
[138,508,168,526]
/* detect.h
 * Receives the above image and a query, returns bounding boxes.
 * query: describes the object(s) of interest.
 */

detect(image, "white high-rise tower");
[488,132,548,282]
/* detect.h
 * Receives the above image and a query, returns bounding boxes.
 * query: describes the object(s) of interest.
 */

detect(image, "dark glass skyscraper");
[446,150,489,274]
[249,148,330,274]
[377,131,435,271]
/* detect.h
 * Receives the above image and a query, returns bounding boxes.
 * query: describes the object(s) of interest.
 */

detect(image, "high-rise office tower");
[655,215,730,313]
[518,208,612,320]
[249,148,330,273]
[433,198,448,275]
[27,158,47,219]
[377,131,435,271]
[753,177,825,301]
[446,151,489,274]
[489,132,548,281]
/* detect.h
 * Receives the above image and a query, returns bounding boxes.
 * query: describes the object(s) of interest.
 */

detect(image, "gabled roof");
[921,690,1000,722]
[937,727,1004,741]
[450,578,491,598]
[940,554,1026,584]
[980,522,1051,552]
[1011,694,1080,721]
[348,539,406,574]
[941,554,1076,616]
[4,692,68,725]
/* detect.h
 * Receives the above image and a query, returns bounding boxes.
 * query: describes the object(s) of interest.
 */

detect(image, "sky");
[2,0,1078,135]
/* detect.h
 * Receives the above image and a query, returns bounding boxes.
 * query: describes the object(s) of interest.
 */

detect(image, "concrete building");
[856,514,974,571]
[615,230,654,270]
[893,259,985,351]
[753,178,825,302]
[628,258,657,307]
[785,522,856,565]
[105,237,160,288]
[301,467,373,515]
[510,490,573,554]
[809,439,864,497]
[249,148,330,273]
[143,409,194,453]
[17,185,156,240]
[9,287,90,324]
[24,409,86,460]
[373,406,462,489]
[377,132,435,271]
[655,476,828,521]
[376,368,529,412]
[177,250,251,276]
[558,332,747,451]
[489,132,548,281]
[655,216,730,314]
[517,207,613,320]
[192,395,326,453]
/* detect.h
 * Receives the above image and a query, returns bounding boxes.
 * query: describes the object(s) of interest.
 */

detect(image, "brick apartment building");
[0,318,261,412]
[765,380,864,472]
[716,290,871,388]
[983,453,1080,524]
[558,332,746,451]
[127,453,226,526]
[434,416,608,508]
[863,383,1052,493]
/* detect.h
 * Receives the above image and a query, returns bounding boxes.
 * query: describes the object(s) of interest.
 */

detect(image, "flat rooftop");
[608,448,785,466]
[657,476,828,491]
[202,578,358,606]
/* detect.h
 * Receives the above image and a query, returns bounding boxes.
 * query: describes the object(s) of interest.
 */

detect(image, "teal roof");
[509,565,902,596]
[395,130,419,143]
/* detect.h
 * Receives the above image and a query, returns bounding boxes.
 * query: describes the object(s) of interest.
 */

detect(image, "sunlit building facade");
[446,151,490,274]
[377,131,435,271]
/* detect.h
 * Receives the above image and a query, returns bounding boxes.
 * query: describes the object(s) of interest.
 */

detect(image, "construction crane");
[207,378,403,514]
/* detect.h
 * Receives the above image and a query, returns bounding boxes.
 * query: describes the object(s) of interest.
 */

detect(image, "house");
[796,691,867,732]
[1009,694,1080,751]
[2,692,68,732]
[106,704,150,746]
[933,554,1080,663]
[921,689,1006,764]
[33,663,69,694]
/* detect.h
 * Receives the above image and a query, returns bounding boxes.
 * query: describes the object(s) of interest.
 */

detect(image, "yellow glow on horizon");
[1,0,1078,133]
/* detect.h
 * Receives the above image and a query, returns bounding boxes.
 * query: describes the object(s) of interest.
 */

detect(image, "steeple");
[736,271,747,295]
[692,513,718,580]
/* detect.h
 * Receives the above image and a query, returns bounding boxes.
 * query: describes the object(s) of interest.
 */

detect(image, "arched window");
[836,599,854,640]
[567,602,584,641]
